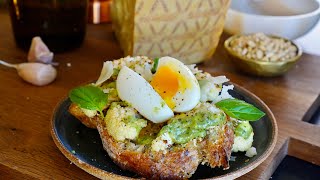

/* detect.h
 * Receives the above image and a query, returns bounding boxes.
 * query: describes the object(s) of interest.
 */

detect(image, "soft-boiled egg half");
[117,66,174,123]
[116,57,201,123]
[150,57,200,112]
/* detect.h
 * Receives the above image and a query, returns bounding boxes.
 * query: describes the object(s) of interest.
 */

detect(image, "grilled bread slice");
[69,103,234,179]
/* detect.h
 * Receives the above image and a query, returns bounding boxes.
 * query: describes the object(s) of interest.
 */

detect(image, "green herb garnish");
[69,85,108,118]
[151,57,159,73]
[215,99,265,121]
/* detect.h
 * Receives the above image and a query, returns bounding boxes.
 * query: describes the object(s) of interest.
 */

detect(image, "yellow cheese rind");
[111,0,231,64]
[111,0,136,55]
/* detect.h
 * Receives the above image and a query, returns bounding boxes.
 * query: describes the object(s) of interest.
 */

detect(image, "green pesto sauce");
[110,89,118,97]
[137,122,164,145]
[235,121,253,139]
[101,81,115,89]
[113,68,120,76]
[105,82,116,88]
[123,115,146,132]
[136,136,154,145]
[160,111,226,144]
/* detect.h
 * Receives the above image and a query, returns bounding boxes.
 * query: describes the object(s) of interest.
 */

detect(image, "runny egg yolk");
[150,65,190,109]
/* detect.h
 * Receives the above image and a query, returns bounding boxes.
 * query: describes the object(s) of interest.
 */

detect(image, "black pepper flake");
[184,150,190,156]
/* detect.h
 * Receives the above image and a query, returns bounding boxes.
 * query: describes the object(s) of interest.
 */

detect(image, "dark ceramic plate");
[51,84,277,179]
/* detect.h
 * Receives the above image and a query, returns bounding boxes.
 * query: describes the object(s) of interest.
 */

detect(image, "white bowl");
[224,0,320,39]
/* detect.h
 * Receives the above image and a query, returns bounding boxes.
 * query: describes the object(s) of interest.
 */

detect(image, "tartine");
[68,56,263,179]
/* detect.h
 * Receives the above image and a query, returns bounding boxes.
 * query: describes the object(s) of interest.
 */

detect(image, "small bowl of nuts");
[224,33,303,77]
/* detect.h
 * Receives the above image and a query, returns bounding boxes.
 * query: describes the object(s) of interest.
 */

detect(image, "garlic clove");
[37,51,54,64]
[17,63,57,86]
[27,36,54,64]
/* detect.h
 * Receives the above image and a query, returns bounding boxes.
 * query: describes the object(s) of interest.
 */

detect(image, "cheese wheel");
[111,0,231,64]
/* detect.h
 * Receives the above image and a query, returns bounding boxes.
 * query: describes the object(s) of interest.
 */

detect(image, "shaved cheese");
[95,61,114,85]
[212,84,234,103]
[209,76,229,84]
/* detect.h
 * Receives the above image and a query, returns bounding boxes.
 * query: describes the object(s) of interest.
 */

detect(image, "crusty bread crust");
[69,103,97,129]
[69,104,234,179]
[201,124,234,169]
[96,117,201,179]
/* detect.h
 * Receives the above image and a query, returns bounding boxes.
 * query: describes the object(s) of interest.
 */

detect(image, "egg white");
[116,66,174,123]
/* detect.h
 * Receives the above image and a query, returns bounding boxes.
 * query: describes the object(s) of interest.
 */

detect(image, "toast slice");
[69,103,234,179]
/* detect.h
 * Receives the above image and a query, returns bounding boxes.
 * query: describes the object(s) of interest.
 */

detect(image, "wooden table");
[0,9,319,179]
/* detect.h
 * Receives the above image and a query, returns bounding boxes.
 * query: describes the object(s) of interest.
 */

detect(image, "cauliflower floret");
[101,82,120,102]
[232,132,254,152]
[245,147,257,157]
[102,88,119,101]
[151,132,173,152]
[105,103,147,141]
[112,56,153,80]
[96,56,154,85]
[134,63,153,82]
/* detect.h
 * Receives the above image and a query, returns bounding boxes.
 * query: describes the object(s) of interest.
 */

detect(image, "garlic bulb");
[27,36,54,64]
[0,60,57,86]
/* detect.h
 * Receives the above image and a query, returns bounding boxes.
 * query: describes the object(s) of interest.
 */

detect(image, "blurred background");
[0,0,320,56]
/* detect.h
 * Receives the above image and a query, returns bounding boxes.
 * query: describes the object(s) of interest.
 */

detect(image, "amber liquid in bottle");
[8,0,88,52]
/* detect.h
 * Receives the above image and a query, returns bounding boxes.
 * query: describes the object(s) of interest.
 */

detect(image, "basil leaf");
[69,85,108,113]
[215,99,265,121]
[151,57,159,73]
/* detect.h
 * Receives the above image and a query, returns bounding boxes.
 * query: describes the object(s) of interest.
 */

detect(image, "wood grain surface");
[0,8,319,179]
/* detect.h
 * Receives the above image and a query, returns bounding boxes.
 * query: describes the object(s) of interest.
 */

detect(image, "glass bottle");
[8,0,88,52]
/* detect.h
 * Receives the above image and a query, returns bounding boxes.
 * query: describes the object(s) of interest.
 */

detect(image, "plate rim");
[50,96,133,180]
[50,83,278,180]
